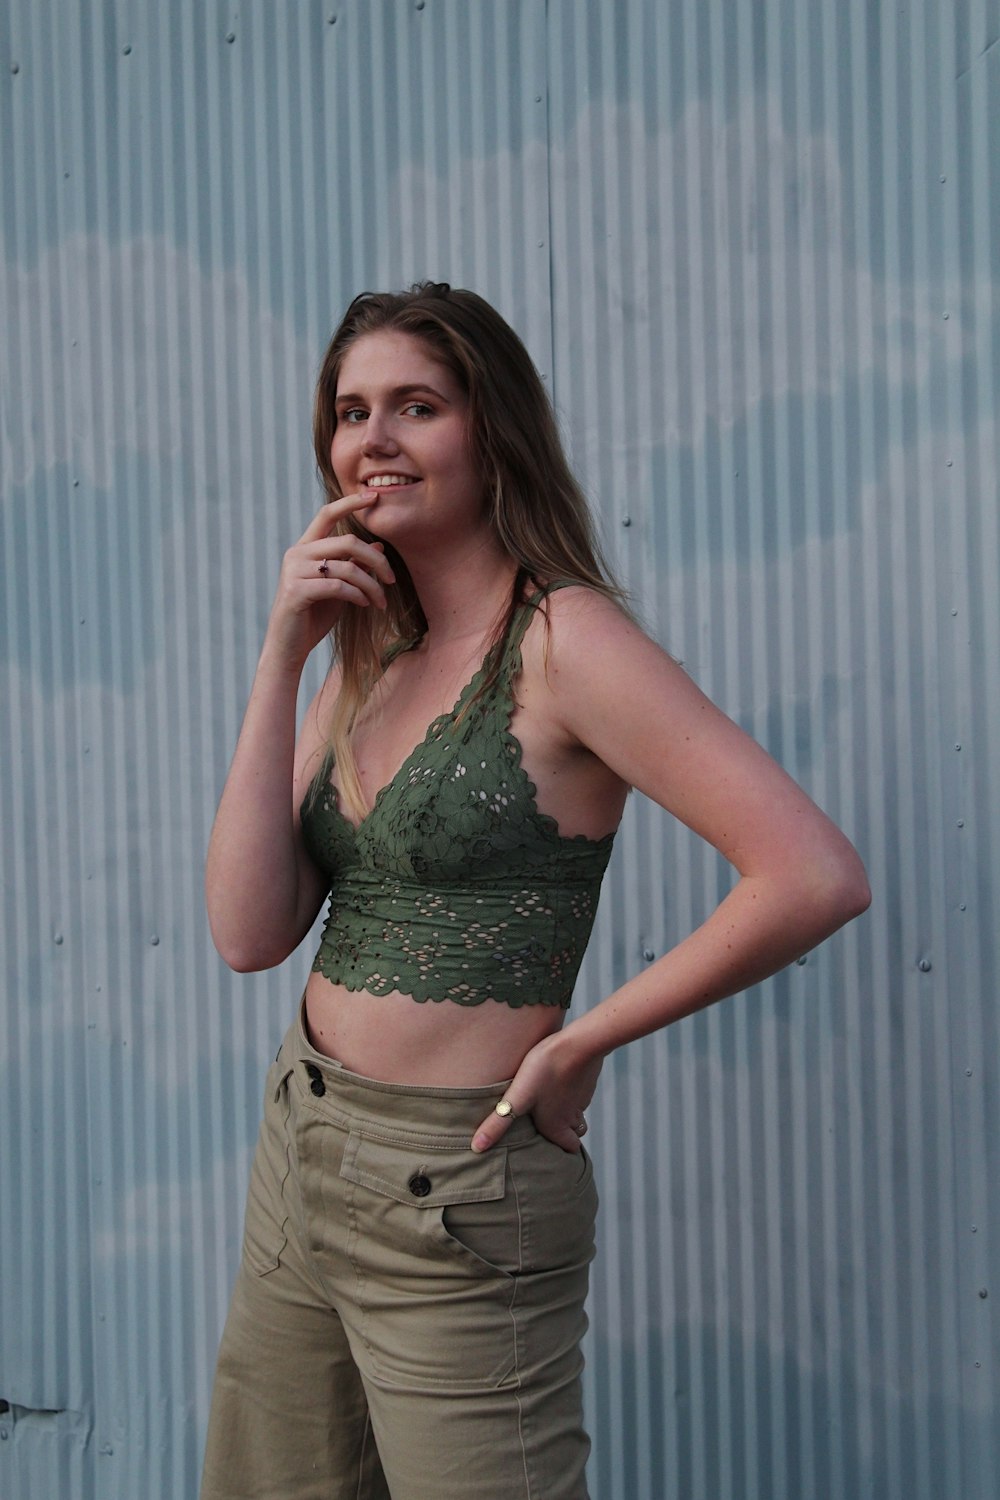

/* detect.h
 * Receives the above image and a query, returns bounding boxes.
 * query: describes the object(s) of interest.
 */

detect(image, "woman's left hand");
[470,1029,604,1154]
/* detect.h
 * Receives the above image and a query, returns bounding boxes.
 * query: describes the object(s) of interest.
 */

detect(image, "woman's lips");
[360,477,420,496]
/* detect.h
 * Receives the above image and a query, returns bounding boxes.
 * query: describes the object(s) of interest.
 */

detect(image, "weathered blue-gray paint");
[1,2,996,1497]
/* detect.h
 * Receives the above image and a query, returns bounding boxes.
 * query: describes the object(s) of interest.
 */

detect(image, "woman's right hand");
[263,493,397,668]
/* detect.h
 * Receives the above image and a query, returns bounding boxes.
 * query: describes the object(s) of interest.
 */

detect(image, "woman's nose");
[361,409,399,454]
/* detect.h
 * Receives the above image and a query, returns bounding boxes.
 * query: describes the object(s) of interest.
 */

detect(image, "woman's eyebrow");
[334,383,451,407]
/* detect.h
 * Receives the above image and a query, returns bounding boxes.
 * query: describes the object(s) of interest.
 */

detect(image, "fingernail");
[471,1134,490,1153]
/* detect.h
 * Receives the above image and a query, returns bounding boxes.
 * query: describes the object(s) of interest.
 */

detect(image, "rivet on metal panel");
[957,819,964,827]
[942,310,949,319]
[328,13,337,22]
[972,1224,978,1232]
[951,607,958,615]
[966,1068,973,1076]
[979,1288,988,1298]
[622,516,631,527]
[974,1361,981,1368]
[939,174,946,182]
[151,935,160,946]
[100,1442,114,1456]
[54,933,64,945]
[415,1,425,9]
[122,44,132,55]
[226,32,236,43]
[73,479,80,487]
[795,954,807,966]
[10,62,19,74]
[946,459,953,467]
[918,957,932,972]
[955,743,961,751]
[959,903,967,911]
[642,948,655,962]
[535,95,542,103]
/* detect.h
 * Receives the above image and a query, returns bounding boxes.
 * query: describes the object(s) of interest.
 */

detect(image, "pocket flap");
[340,1131,507,1208]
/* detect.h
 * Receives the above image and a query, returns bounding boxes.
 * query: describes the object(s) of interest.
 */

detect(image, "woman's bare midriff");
[303,969,566,1086]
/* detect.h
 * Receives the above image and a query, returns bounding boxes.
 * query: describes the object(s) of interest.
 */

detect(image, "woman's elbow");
[209,921,297,974]
[813,843,872,929]
[219,946,287,974]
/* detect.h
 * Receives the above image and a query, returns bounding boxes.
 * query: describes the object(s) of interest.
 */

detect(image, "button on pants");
[200,1004,598,1500]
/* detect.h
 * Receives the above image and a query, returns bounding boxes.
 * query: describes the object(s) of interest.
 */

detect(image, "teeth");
[367,474,415,487]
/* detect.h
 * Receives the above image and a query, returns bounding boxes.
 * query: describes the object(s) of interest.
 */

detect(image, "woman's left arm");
[472,591,871,1152]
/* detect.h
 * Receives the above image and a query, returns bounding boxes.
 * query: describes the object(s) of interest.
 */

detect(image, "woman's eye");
[403,402,434,418]
[339,407,368,425]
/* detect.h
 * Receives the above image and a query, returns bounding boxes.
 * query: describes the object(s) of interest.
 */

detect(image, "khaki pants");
[200,1003,598,1500]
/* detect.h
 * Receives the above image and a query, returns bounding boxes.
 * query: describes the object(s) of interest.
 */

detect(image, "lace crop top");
[299,584,617,1008]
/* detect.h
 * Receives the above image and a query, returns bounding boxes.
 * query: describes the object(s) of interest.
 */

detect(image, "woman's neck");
[403,535,521,648]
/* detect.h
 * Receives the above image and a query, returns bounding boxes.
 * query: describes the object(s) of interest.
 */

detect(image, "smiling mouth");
[362,473,420,489]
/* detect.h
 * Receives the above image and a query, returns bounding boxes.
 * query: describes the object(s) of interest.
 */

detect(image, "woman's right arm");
[205,493,395,971]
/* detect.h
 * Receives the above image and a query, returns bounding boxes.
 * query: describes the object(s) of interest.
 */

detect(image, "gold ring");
[494,1099,516,1119]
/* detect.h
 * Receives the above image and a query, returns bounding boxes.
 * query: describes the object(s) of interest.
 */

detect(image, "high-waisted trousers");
[199,1001,598,1500]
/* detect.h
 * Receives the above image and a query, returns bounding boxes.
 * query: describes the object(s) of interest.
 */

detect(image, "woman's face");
[330,330,487,551]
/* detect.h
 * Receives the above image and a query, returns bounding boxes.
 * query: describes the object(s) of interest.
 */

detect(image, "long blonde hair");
[313,282,627,819]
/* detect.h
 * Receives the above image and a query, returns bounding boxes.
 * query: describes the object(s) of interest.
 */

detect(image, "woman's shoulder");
[522,581,688,720]
[531,579,646,647]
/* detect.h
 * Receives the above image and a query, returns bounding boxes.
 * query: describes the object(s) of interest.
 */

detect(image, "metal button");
[408,1174,432,1197]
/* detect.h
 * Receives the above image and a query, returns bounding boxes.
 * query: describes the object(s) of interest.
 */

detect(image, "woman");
[200,283,870,1500]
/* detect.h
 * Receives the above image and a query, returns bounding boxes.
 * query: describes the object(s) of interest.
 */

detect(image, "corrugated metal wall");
[1,2,995,1497]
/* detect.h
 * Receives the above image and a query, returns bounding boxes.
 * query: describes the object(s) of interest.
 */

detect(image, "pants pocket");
[500,1135,598,1277]
[339,1130,519,1389]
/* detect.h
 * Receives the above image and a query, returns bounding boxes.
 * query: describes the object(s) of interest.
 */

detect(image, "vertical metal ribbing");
[546,1,997,1497]
[1,3,997,1497]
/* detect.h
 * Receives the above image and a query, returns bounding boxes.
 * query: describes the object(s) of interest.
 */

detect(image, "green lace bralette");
[299,585,617,1008]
